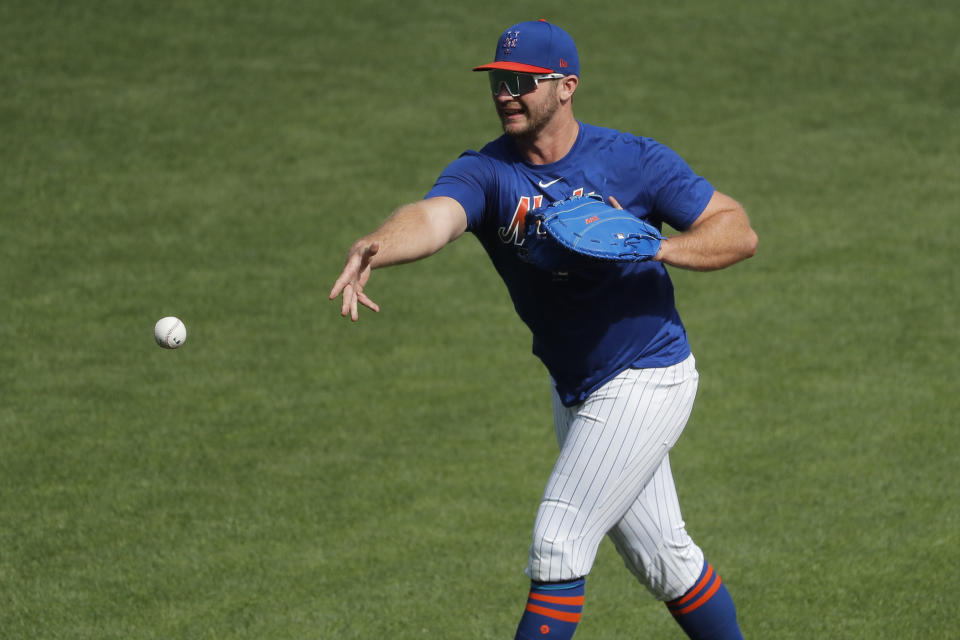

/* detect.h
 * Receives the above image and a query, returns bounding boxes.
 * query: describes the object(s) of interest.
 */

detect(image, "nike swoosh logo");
[538,177,562,188]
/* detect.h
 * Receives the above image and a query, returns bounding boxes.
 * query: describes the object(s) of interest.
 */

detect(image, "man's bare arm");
[329,196,468,320]
[654,191,758,271]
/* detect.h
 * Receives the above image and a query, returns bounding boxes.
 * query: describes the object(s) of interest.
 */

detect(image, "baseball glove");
[521,194,663,271]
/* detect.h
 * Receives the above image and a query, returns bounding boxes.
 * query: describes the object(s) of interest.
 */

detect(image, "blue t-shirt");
[425,122,714,406]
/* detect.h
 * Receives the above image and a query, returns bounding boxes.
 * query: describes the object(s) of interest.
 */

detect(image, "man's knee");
[527,500,595,582]
[614,532,704,600]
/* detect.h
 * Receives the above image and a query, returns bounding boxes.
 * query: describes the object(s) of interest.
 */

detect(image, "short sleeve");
[425,151,495,232]
[640,142,714,231]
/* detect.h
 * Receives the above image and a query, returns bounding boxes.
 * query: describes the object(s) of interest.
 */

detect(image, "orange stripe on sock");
[525,603,582,623]
[669,565,715,609]
[673,575,723,616]
[528,592,586,606]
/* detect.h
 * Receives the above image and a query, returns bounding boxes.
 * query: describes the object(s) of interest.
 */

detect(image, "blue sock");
[514,578,586,640]
[666,562,743,640]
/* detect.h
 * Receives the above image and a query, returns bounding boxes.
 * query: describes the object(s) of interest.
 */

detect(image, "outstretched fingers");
[330,242,381,321]
[355,289,380,314]
[339,281,380,320]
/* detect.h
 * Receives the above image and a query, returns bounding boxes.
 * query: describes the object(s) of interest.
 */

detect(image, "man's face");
[492,74,562,138]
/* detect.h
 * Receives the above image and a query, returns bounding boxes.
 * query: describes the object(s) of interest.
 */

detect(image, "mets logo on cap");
[501,30,520,55]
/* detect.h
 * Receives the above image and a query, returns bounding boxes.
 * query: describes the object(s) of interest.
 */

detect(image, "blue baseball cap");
[473,19,580,77]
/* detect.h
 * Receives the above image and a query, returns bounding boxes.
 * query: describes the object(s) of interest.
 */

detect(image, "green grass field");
[2,1,957,638]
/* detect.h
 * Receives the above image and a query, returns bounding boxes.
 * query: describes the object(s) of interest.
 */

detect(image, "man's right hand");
[329,241,381,321]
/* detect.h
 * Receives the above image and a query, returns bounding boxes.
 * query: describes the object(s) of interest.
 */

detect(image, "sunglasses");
[488,70,565,97]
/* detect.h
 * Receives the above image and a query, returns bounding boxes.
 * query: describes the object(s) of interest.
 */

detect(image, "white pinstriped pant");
[526,355,705,601]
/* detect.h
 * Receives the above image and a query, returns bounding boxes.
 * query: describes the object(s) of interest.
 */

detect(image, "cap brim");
[472,61,556,74]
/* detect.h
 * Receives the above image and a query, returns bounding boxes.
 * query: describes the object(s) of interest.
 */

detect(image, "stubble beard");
[501,87,562,140]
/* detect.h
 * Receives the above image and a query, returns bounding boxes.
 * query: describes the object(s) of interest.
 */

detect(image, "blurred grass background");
[1,1,957,638]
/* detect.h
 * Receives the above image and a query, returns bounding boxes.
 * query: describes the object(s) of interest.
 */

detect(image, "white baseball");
[154,316,187,349]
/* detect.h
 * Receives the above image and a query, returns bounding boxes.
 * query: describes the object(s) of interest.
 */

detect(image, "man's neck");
[514,115,580,166]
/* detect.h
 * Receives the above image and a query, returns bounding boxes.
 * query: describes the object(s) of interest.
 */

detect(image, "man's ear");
[560,75,579,101]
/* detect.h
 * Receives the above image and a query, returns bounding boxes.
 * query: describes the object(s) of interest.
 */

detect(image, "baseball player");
[330,20,758,640]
